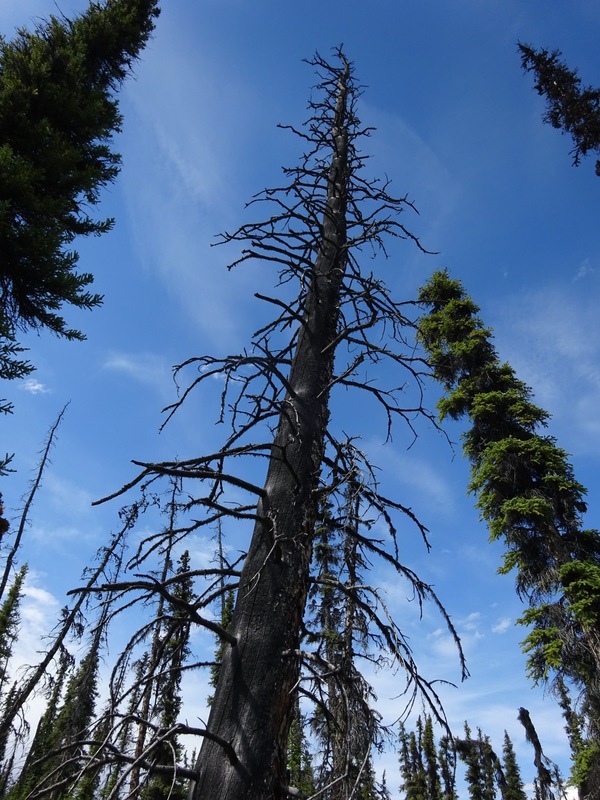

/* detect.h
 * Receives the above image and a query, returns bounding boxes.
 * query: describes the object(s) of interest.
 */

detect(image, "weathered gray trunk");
[190,67,350,800]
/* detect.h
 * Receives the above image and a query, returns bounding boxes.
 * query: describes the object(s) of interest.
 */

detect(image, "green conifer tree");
[501,732,527,800]
[139,550,194,800]
[306,485,384,799]
[418,269,600,794]
[519,44,600,176]
[207,520,236,706]
[457,723,486,800]
[19,630,101,799]
[0,565,27,698]
[42,632,102,799]
[407,725,428,800]
[378,771,393,800]
[423,716,442,800]
[98,654,149,800]
[286,697,315,797]
[0,0,159,357]
[7,646,73,800]
[438,734,457,800]
[479,730,498,800]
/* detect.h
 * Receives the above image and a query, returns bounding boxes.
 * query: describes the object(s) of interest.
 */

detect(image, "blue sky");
[2,0,600,795]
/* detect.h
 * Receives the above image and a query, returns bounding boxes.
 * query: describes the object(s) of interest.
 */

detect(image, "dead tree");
[88,49,464,800]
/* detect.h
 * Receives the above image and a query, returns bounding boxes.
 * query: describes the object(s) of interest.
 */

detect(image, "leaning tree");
[80,49,464,800]
[519,43,600,177]
[418,269,600,799]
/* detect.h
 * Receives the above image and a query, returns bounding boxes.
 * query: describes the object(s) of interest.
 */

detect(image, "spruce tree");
[8,646,73,800]
[399,723,428,800]
[306,482,394,799]
[0,0,159,423]
[41,631,102,799]
[139,550,194,800]
[423,716,442,800]
[286,697,315,797]
[0,565,26,698]
[438,734,457,800]
[0,0,159,348]
[418,269,600,794]
[457,723,486,800]
[501,732,527,800]
[519,44,600,176]
[479,730,499,800]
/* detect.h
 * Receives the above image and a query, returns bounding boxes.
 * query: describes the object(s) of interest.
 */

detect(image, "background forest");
[1,0,600,798]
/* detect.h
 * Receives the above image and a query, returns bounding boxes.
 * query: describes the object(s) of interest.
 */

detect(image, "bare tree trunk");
[94,48,453,800]
[190,63,351,800]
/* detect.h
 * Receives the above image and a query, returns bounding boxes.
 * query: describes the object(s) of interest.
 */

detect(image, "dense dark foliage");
[0,0,159,370]
[520,43,600,176]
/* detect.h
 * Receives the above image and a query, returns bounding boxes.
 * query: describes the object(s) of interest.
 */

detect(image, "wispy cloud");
[118,14,266,351]
[494,281,600,454]
[20,378,51,395]
[365,438,456,518]
[573,257,595,282]
[44,473,93,515]
[364,102,461,264]
[492,616,512,634]
[103,352,171,395]
[15,572,61,669]
[461,611,484,633]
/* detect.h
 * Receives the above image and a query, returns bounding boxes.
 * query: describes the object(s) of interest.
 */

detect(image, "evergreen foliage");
[286,698,315,797]
[502,731,527,800]
[456,723,497,800]
[0,565,26,696]
[519,43,600,176]
[418,269,600,793]
[437,734,458,800]
[0,0,159,379]
[138,550,193,800]
[399,721,427,800]
[7,647,74,800]
[422,715,442,800]
[306,491,383,799]
[398,715,531,800]
[2,10,598,796]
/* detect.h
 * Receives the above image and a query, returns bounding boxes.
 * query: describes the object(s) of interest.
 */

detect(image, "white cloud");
[573,258,595,282]
[494,282,600,455]
[428,627,464,662]
[104,352,171,394]
[20,378,51,395]
[363,102,460,261]
[492,616,512,634]
[42,472,94,518]
[461,611,483,631]
[365,439,456,519]
[118,16,265,351]
[14,573,61,671]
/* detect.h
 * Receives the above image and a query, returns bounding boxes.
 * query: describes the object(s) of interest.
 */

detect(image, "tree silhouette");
[89,49,464,799]
[519,44,600,176]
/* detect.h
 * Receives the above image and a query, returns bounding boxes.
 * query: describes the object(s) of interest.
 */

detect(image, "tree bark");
[190,64,351,800]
